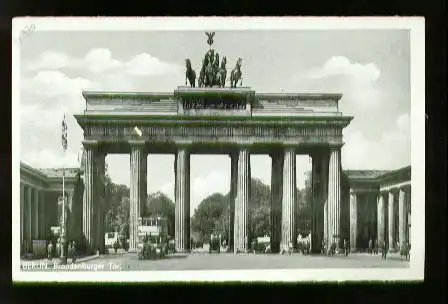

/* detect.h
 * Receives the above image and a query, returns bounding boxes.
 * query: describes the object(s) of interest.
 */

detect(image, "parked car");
[209,234,221,253]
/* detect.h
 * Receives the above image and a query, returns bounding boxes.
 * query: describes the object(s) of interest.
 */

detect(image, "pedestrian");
[72,241,77,263]
[382,241,388,260]
[368,239,373,254]
[68,242,73,262]
[56,239,61,257]
[113,240,118,254]
[344,238,349,256]
[374,239,379,255]
[47,241,53,261]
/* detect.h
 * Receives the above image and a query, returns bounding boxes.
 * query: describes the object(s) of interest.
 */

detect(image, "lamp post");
[60,114,68,264]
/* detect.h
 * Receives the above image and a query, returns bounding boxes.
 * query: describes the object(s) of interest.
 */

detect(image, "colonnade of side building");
[19,184,46,253]
[349,184,411,251]
[20,164,78,256]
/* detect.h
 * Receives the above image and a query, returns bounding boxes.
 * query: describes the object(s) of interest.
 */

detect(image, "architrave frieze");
[20,168,47,189]
[20,177,46,190]
[79,120,345,146]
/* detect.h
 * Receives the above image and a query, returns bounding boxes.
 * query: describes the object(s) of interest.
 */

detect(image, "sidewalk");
[20,254,100,269]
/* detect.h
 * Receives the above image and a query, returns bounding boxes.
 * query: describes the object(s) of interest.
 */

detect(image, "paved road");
[26,251,409,271]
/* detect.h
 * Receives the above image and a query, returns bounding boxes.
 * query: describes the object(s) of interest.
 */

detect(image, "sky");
[19,29,411,215]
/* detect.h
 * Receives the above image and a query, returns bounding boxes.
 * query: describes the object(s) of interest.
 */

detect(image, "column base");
[311,248,321,254]
[350,248,357,253]
[128,248,138,253]
[280,245,294,255]
[175,250,190,254]
[270,242,280,254]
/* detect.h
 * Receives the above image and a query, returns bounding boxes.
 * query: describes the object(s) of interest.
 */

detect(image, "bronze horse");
[212,53,220,85]
[185,58,196,87]
[198,55,209,87]
[230,58,243,88]
[217,56,227,87]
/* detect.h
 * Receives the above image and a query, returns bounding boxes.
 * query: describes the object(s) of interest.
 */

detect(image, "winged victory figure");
[206,32,215,47]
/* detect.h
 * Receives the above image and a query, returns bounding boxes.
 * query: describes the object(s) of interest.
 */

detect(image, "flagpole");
[61,114,67,264]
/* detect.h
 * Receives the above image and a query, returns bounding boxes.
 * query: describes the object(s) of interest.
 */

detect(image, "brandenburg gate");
[75,86,352,254]
[74,34,352,254]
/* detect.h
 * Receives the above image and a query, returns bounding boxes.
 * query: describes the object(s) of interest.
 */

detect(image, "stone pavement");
[81,251,410,271]
[19,250,410,272]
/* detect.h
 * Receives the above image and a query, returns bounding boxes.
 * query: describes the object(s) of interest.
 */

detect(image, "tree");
[250,204,270,238]
[115,197,130,238]
[146,192,175,238]
[296,171,312,234]
[102,165,130,235]
[249,178,271,238]
[191,193,229,242]
[104,183,130,233]
[191,178,273,243]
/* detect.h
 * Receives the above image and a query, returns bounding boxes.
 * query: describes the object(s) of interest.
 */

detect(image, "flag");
[61,115,68,152]
[134,126,142,137]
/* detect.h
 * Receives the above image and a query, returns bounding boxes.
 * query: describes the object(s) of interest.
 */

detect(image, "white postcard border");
[12,17,425,282]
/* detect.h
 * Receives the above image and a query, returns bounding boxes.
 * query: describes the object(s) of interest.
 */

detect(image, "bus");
[137,216,169,258]
[105,232,119,249]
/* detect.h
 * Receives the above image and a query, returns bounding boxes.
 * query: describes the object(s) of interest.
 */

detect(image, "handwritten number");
[17,24,35,45]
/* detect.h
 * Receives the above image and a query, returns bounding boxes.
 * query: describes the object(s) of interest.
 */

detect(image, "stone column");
[398,188,406,247]
[30,187,35,241]
[270,151,284,253]
[321,156,329,245]
[24,186,31,252]
[82,141,97,253]
[388,191,395,250]
[39,192,46,240]
[27,187,34,252]
[20,183,24,253]
[349,190,357,252]
[175,147,190,253]
[377,193,385,245]
[94,153,106,254]
[327,147,341,249]
[311,153,328,253]
[129,141,147,252]
[33,188,39,240]
[229,152,238,252]
[406,188,411,243]
[234,148,250,253]
[311,155,318,252]
[280,148,296,252]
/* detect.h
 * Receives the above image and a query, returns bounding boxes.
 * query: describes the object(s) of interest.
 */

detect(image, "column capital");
[176,140,193,147]
[176,145,191,154]
[268,149,284,159]
[228,149,239,159]
[237,144,252,151]
[283,146,296,154]
[82,140,99,149]
[329,144,342,151]
[310,150,330,159]
[128,140,146,146]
